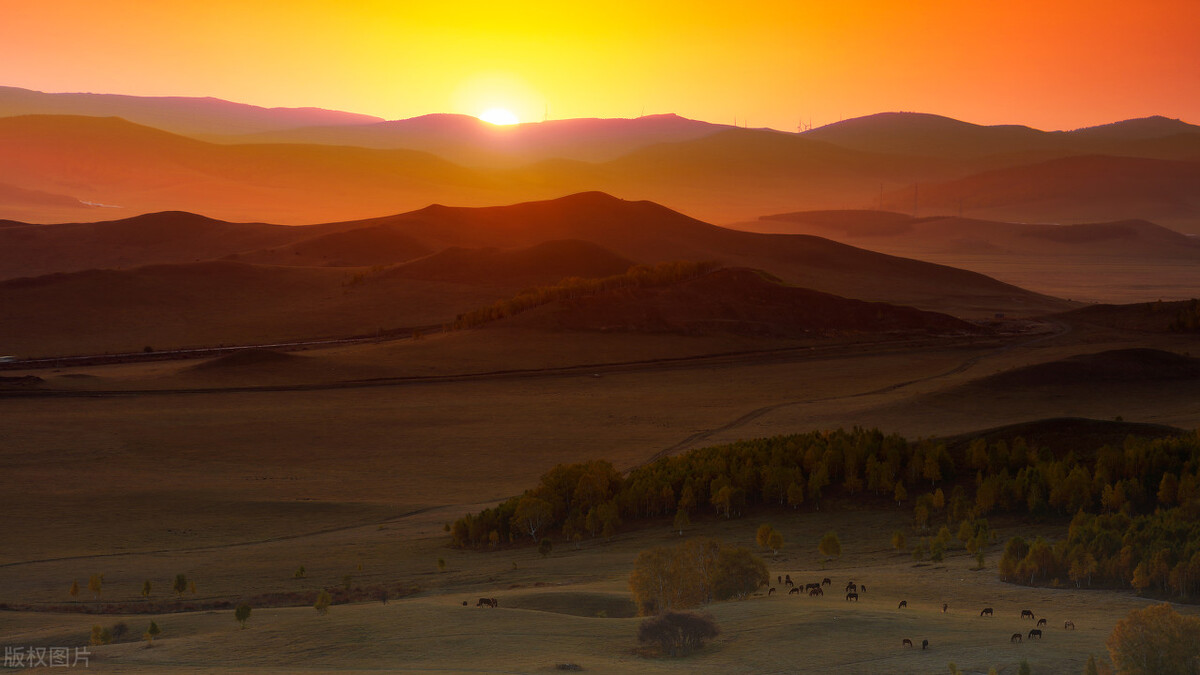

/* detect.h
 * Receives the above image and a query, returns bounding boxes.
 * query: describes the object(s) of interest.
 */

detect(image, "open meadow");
[2,307,1199,673]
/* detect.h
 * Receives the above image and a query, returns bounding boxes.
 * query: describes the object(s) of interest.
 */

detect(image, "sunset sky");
[3,0,1198,132]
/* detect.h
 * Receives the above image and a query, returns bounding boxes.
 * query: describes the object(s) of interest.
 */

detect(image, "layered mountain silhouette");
[0,193,1069,357]
[0,86,382,136]
[758,211,1200,259]
[3,93,1196,228]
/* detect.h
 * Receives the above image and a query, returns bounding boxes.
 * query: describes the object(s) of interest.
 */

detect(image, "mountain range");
[2,87,1198,230]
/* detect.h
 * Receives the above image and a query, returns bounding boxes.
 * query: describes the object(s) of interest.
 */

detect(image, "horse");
[845,592,859,601]
[898,600,908,609]
[1011,633,1022,643]
[822,577,831,586]
[980,607,994,617]
[1064,620,1076,630]
[768,587,776,596]
[476,597,498,608]
[1028,629,1042,640]
[1021,609,1035,619]
[788,586,800,595]
[860,584,867,593]
[777,575,782,585]
[1036,618,1047,628]
[809,587,822,597]
[845,581,856,592]
[942,603,948,613]
[805,582,821,591]
[785,574,794,587]
[922,639,928,650]
[902,638,912,648]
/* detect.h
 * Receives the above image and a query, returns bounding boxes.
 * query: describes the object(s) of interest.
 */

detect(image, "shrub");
[235,603,251,629]
[637,611,720,657]
[314,590,332,615]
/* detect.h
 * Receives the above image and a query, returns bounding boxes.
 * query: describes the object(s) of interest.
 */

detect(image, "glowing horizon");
[1,1,1198,132]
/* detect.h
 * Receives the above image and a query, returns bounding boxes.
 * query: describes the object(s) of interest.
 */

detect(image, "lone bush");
[637,610,720,657]
[235,603,251,629]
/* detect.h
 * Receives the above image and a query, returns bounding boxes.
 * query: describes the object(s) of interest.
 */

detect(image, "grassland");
[2,310,1199,673]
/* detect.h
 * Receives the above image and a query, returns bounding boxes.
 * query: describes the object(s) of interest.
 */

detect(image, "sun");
[479,107,519,125]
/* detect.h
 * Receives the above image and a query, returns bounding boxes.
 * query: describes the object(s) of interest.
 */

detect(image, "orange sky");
[2,0,1198,131]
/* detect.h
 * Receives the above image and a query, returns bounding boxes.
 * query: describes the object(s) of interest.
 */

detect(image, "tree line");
[448,426,1200,599]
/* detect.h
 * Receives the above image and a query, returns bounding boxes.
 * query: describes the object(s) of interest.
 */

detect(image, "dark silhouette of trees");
[637,611,720,657]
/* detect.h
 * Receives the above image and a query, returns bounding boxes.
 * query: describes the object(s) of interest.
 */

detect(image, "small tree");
[637,611,720,657]
[144,621,160,646]
[930,540,945,563]
[111,622,128,642]
[538,538,553,558]
[755,524,774,549]
[69,580,79,600]
[294,565,306,579]
[513,495,554,541]
[188,580,197,595]
[437,557,447,572]
[141,580,152,599]
[819,532,841,560]
[1018,659,1031,675]
[173,574,188,597]
[673,508,690,535]
[766,530,784,557]
[891,530,906,552]
[314,590,332,615]
[89,625,112,646]
[88,574,103,600]
[235,603,252,629]
[1084,654,1099,675]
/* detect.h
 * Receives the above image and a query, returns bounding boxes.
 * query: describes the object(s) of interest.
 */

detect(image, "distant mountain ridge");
[1,88,1197,231]
[0,86,382,136]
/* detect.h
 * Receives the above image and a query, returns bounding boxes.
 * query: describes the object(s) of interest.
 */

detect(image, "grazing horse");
[1021,609,1035,620]
[845,592,859,601]
[785,574,794,587]
[822,577,831,586]
[898,600,908,609]
[1028,629,1042,640]
[942,603,948,613]
[902,638,913,648]
[809,587,822,597]
[845,581,856,592]
[980,607,994,617]
[788,586,800,595]
[768,587,776,596]
[1036,618,1047,628]
[476,597,498,608]
[805,582,821,591]
[1064,620,1076,630]
[1011,633,1022,643]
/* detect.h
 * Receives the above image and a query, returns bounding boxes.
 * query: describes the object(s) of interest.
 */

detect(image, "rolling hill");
[501,266,980,337]
[756,211,1200,259]
[0,193,1072,322]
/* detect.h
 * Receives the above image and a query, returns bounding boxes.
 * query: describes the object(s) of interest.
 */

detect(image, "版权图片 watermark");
[4,645,91,668]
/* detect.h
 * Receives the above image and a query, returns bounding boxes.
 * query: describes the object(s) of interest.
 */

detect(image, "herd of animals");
[466,575,1078,651]
[764,575,1076,649]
